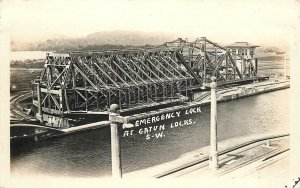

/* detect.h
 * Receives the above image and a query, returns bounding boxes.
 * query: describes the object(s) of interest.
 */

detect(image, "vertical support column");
[59,89,63,113]
[214,46,217,77]
[202,37,207,85]
[154,84,157,102]
[128,88,131,108]
[141,86,144,103]
[185,80,188,97]
[162,83,165,101]
[247,49,249,59]
[255,58,258,75]
[109,104,122,179]
[209,77,219,170]
[36,82,43,123]
[146,85,149,103]
[233,67,235,79]
[241,59,244,78]
[72,64,77,109]
[233,53,237,79]
[170,82,173,102]
[118,90,122,110]
[72,64,76,87]
[108,91,111,109]
[225,54,228,79]
[75,92,78,109]
[96,93,99,111]
[138,88,140,104]
[189,44,192,67]
[190,91,194,101]
[59,89,64,128]
[84,77,88,111]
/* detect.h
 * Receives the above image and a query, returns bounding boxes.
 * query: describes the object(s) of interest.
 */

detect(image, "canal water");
[11,89,289,177]
[10,51,49,61]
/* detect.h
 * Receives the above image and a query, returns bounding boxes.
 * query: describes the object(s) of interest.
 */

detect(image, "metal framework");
[32,37,258,127]
[165,37,257,86]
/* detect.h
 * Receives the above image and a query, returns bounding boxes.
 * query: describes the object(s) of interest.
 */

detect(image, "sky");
[1,0,299,48]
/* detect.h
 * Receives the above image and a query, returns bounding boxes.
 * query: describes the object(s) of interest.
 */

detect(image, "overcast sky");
[1,0,299,47]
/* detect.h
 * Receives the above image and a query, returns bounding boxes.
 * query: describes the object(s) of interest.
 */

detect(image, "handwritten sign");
[122,106,201,140]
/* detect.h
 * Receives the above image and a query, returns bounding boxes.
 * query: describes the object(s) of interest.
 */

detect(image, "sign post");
[209,77,219,170]
[109,104,122,178]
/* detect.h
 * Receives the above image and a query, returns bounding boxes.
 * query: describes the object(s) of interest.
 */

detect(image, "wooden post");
[209,76,219,170]
[109,104,122,178]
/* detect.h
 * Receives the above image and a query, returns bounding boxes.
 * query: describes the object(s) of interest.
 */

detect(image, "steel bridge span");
[32,37,262,127]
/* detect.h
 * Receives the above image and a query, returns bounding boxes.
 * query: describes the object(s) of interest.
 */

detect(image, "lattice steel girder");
[191,37,256,79]
[35,48,193,115]
[34,37,258,117]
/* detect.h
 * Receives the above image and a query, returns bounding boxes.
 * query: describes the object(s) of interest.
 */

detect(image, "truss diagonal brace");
[227,53,243,79]
[175,51,202,85]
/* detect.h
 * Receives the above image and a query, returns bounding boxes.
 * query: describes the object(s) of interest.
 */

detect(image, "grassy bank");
[10,59,45,69]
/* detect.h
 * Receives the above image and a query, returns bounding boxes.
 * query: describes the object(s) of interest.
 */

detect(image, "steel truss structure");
[32,37,258,127]
[165,37,257,86]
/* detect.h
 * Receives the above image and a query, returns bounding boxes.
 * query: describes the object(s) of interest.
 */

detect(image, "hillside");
[11,31,176,52]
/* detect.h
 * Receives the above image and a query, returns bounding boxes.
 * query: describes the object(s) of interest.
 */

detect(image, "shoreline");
[10,68,43,71]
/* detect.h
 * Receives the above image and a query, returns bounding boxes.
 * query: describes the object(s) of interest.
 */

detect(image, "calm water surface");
[10,51,48,61]
[11,89,289,177]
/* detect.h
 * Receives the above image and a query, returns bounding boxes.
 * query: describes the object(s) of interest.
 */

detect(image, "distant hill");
[11,31,287,56]
[86,30,175,45]
[11,30,176,52]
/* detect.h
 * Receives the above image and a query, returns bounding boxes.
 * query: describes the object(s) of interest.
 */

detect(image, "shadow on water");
[11,127,112,177]
[11,140,37,156]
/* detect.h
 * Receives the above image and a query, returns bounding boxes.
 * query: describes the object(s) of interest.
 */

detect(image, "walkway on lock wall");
[124,132,291,187]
